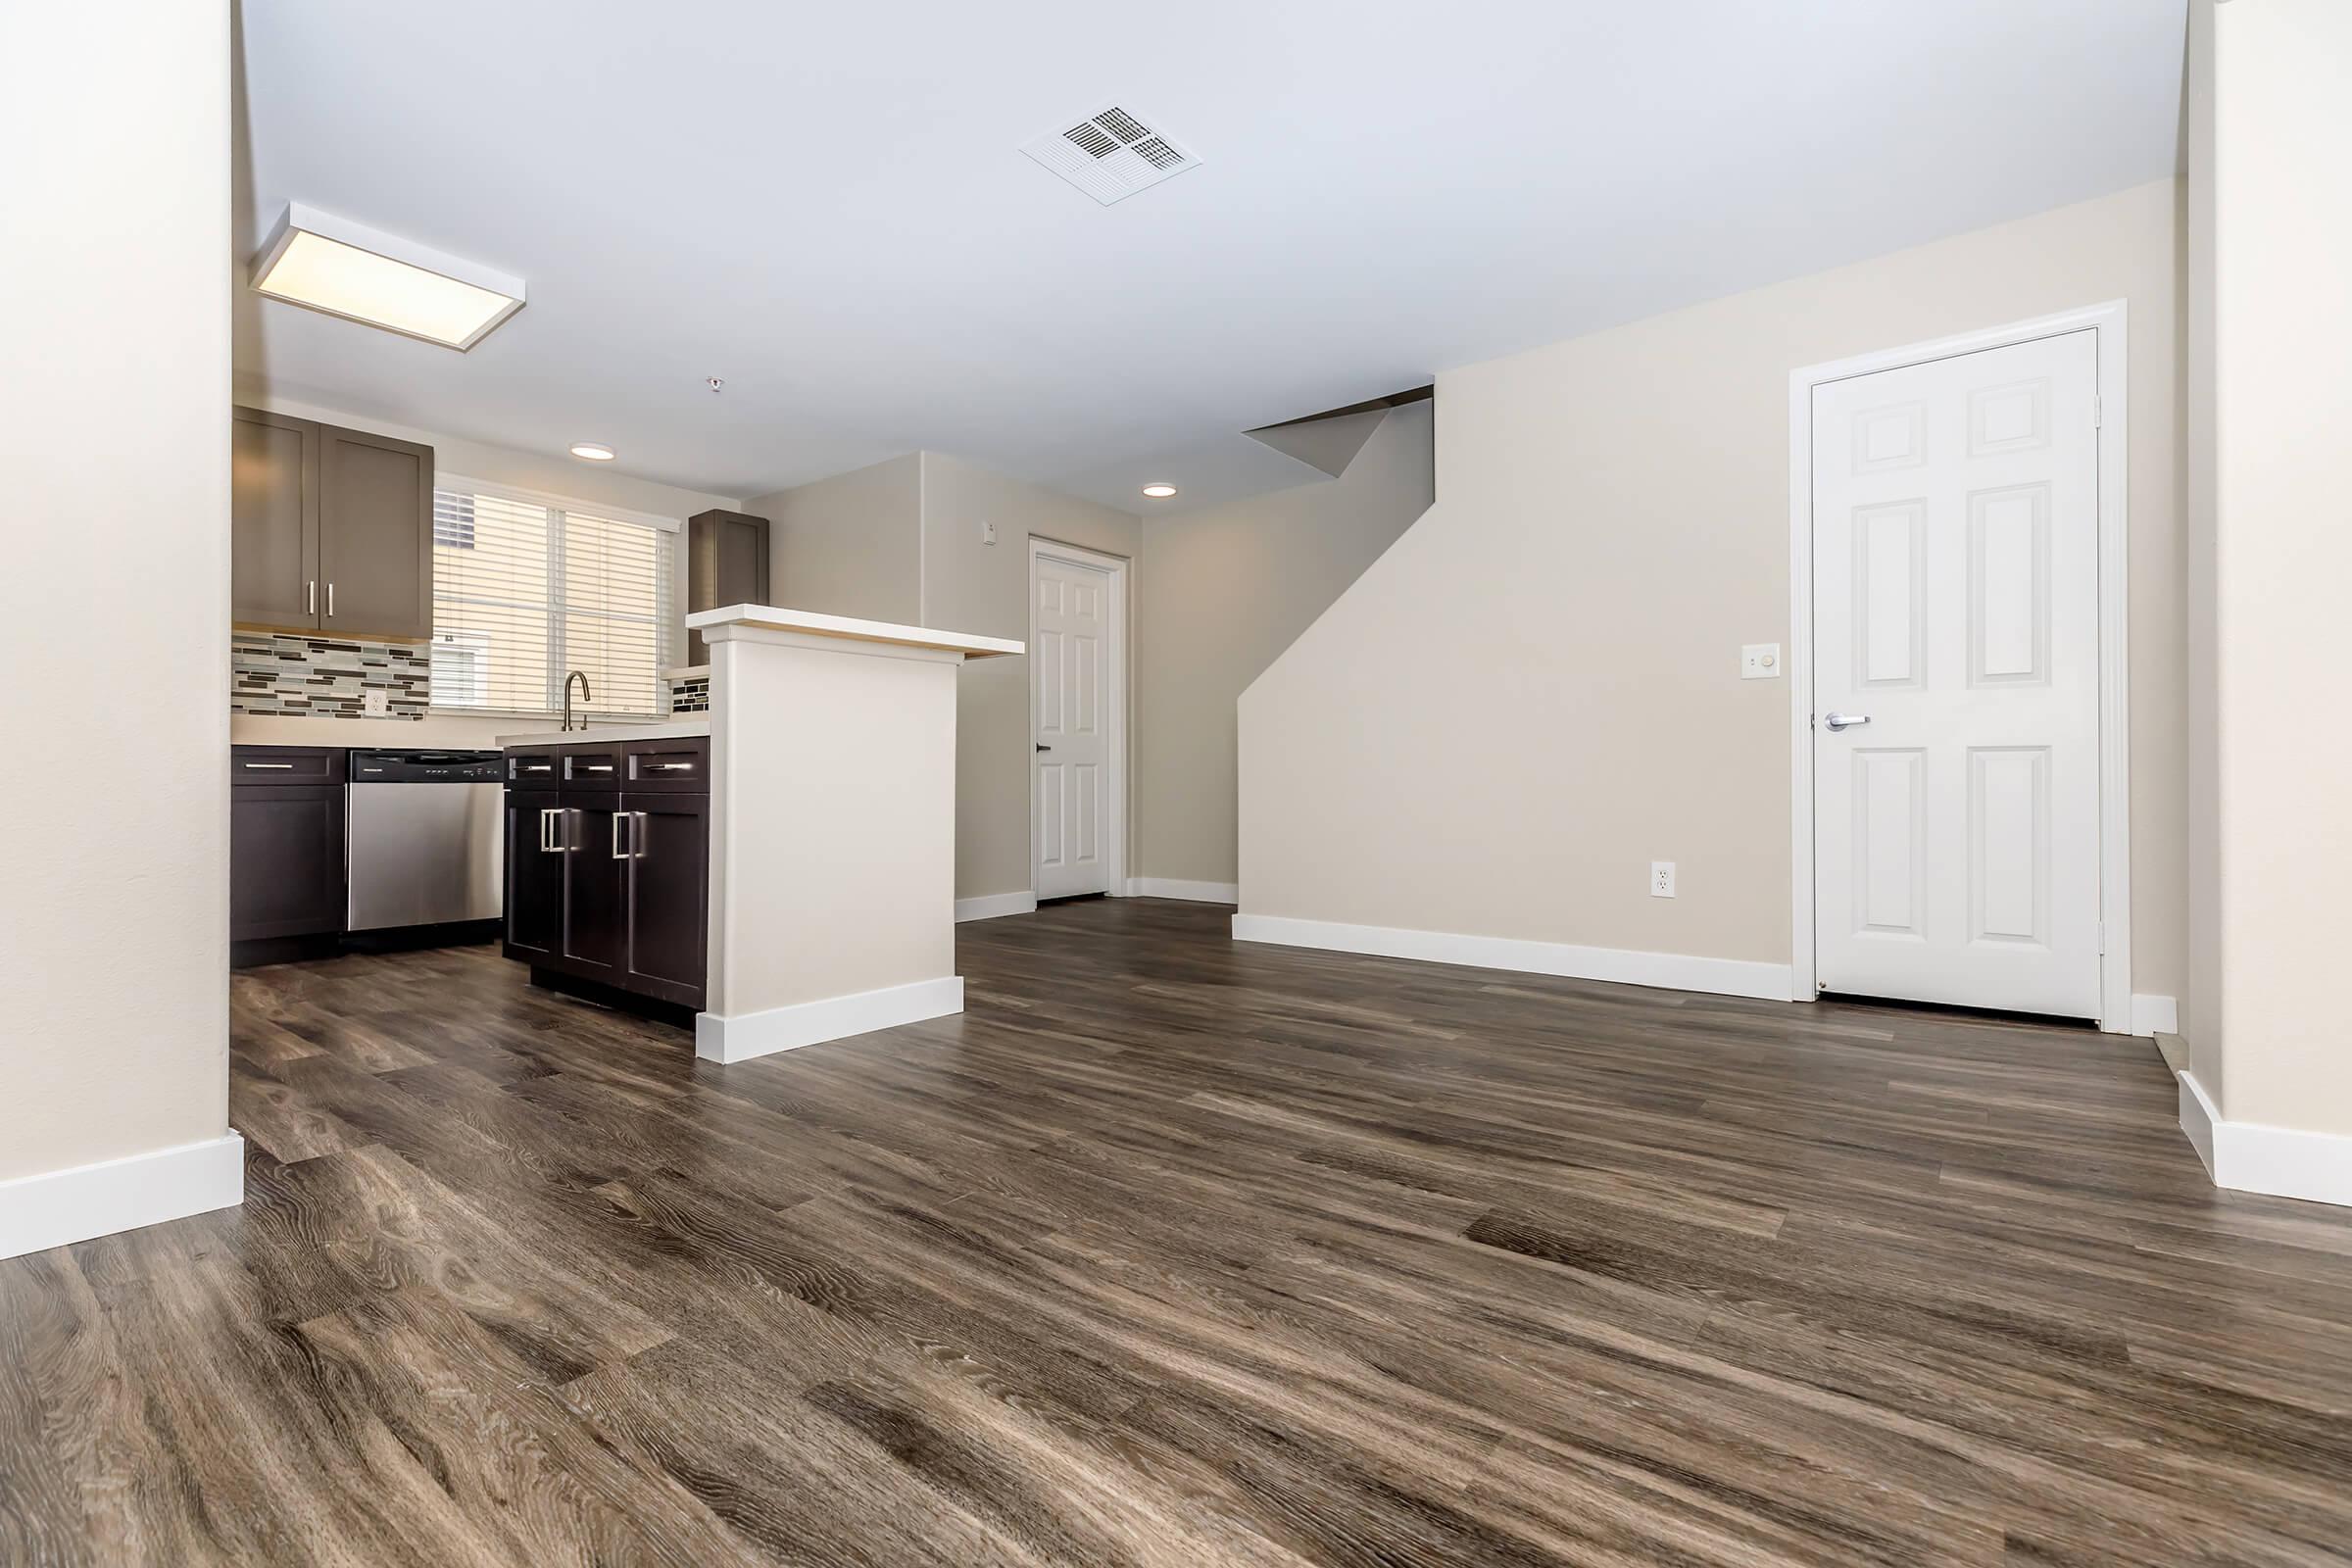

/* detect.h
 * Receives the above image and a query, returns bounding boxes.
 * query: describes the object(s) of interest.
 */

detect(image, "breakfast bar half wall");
[689,605,1020,1060]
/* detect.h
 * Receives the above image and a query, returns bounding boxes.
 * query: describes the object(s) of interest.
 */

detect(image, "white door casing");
[1031,541,1125,900]
[1806,325,2108,1019]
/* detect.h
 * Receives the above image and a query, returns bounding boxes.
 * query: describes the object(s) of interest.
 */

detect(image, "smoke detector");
[1021,102,1201,206]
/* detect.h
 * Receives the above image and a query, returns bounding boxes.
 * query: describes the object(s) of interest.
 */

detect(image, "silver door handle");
[306,581,316,615]
[612,813,630,859]
[651,761,693,771]
[538,806,559,852]
[326,583,335,617]
[242,761,293,769]
[634,810,650,859]
[1824,712,1873,732]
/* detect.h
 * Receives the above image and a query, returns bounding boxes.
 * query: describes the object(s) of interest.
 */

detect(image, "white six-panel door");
[1033,551,1113,900]
[1812,328,2102,1017]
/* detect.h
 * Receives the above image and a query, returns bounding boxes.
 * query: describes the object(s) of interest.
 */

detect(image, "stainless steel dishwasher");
[345,749,505,934]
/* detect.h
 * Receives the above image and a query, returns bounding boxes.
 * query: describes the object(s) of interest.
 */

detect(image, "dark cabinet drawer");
[507,748,562,785]
[232,745,345,787]
[562,747,624,787]
[624,737,710,793]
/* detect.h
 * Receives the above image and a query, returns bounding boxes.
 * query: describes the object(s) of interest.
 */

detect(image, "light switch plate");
[363,688,389,717]
[1741,643,1782,680]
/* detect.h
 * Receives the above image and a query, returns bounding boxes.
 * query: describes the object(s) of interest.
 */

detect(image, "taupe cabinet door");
[230,409,318,629]
[318,424,432,641]
[230,407,433,642]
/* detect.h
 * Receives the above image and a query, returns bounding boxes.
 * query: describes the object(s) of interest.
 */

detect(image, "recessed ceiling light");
[1141,482,1178,499]
[569,443,616,462]
[249,202,525,351]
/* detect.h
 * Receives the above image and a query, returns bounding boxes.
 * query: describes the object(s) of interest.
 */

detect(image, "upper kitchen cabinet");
[230,409,318,629]
[317,424,432,640]
[230,407,433,642]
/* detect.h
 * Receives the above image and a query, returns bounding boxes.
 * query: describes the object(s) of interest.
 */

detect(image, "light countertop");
[686,604,1023,659]
[494,719,710,748]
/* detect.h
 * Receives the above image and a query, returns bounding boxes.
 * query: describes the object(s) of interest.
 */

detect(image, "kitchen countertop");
[494,719,710,748]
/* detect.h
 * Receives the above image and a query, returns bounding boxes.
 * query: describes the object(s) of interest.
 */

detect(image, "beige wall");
[1138,405,1434,886]
[919,454,1141,903]
[2194,0,2352,1137]
[0,0,231,1180]
[1242,179,2187,1002]
[2184,0,2223,1099]
[748,455,923,626]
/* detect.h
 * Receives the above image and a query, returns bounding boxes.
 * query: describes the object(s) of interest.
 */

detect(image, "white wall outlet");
[1741,643,1782,680]
[363,688,389,717]
[1650,860,1676,898]
[982,519,998,546]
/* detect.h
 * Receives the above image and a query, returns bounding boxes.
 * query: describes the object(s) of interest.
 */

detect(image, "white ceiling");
[235,0,2187,514]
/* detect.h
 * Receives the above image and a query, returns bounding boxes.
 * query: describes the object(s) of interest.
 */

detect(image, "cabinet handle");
[651,761,694,771]
[307,581,316,615]
[612,813,630,859]
[566,808,580,852]
[325,583,335,618]
[242,761,293,770]
[634,810,651,859]
[538,806,560,853]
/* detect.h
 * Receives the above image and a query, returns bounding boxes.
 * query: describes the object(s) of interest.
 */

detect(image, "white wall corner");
[695,976,964,1064]
[1134,878,1241,905]
[0,1134,245,1262]
[1231,913,1794,1003]
[2179,1069,2352,1208]
[2130,993,2180,1037]
[955,892,1038,923]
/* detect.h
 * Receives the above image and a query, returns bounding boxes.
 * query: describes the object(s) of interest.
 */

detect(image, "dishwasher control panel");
[348,749,504,783]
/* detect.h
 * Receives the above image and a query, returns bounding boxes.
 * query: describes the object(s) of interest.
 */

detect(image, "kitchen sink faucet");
[562,670,591,731]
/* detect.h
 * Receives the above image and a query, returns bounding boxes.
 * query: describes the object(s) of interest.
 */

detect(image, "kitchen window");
[429,478,677,718]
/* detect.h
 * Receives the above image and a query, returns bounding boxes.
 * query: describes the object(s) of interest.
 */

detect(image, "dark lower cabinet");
[231,746,347,946]
[504,738,709,1014]
[621,792,709,1006]
[503,789,563,963]
[562,794,630,981]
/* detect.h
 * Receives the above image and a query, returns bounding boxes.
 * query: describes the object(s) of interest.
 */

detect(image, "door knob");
[1823,712,1872,732]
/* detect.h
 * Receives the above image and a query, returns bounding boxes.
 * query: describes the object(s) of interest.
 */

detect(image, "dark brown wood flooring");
[4,899,2350,1566]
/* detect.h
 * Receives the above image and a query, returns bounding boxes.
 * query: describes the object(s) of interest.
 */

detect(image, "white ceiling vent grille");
[1020,102,1201,206]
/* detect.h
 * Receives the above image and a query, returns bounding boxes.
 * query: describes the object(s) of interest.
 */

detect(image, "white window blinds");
[429,482,675,717]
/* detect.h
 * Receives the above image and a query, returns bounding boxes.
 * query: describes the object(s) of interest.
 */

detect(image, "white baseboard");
[695,976,964,1064]
[2179,1069,2352,1208]
[955,892,1037,923]
[0,1133,245,1262]
[1133,877,1240,904]
[2131,993,2180,1037]
[1231,913,1795,1003]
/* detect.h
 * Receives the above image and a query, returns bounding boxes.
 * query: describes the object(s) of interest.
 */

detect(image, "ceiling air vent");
[1021,102,1201,206]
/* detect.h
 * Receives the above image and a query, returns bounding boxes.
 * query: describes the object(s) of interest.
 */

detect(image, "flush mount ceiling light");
[569,443,616,462]
[1141,482,1178,499]
[249,202,525,351]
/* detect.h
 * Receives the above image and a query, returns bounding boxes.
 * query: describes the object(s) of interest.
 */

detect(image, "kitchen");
[229,394,1014,1059]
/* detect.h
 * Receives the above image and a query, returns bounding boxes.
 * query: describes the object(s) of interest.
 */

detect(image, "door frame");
[1026,535,1130,901]
[1787,300,2132,1032]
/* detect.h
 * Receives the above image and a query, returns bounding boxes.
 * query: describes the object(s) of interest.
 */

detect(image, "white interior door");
[1812,329,2102,1017]
[1033,550,1113,899]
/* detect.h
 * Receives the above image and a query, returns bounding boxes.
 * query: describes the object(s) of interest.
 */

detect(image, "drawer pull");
[651,761,694,771]
[242,761,294,769]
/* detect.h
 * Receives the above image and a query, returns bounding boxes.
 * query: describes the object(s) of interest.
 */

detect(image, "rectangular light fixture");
[250,203,525,351]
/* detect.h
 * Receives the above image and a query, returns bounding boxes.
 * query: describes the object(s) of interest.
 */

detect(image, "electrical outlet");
[1741,643,1782,679]
[363,689,389,717]
[1650,860,1676,898]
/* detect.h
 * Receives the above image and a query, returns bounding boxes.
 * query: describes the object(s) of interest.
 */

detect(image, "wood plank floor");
[4,899,2350,1566]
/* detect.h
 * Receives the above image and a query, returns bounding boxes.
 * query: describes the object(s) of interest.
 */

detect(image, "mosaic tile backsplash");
[665,673,710,714]
[230,632,432,719]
